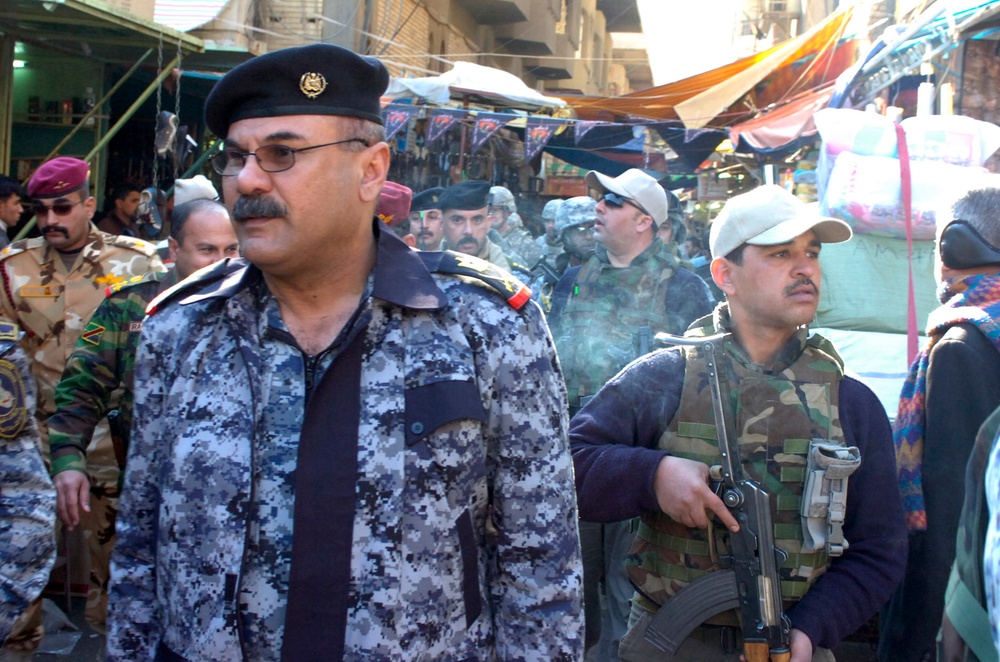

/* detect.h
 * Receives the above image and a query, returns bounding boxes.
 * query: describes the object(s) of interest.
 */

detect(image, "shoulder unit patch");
[0,359,28,438]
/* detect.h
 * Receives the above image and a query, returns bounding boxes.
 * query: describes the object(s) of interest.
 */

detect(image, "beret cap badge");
[299,72,328,99]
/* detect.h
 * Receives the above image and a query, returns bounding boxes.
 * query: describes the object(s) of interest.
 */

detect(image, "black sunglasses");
[602,192,650,217]
[212,138,370,176]
[31,199,86,217]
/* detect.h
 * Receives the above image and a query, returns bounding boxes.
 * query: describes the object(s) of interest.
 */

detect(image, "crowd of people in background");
[2,39,1000,662]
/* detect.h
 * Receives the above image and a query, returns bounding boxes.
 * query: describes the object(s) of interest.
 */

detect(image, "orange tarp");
[562,4,858,128]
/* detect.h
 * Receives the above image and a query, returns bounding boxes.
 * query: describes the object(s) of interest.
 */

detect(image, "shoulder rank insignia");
[106,273,150,297]
[0,358,28,438]
[434,251,532,311]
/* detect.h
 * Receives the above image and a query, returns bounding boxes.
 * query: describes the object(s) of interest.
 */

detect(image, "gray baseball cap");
[585,168,668,227]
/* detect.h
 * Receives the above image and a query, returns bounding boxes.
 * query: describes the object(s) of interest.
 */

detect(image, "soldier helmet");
[555,196,597,238]
[665,189,687,244]
[541,199,564,222]
[488,186,516,213]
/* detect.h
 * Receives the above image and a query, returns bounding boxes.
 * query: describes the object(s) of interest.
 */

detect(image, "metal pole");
[34,49,154,171]
[14,52,177,242]
[87,54,180,162]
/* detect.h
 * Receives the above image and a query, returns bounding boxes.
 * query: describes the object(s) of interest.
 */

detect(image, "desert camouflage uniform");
[550,237,714,412]
[0,225,163,637]
[0,323,56,645]
[46,269,176,630]
[0,225,164,463]
[108,226,583,661]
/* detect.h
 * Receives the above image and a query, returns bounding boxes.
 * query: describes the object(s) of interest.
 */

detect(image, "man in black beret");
[439,180,528,276]
[408,186,444,251]
[107,43,583,661]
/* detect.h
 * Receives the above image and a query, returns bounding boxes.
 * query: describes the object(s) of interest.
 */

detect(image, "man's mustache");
[41,226,70,238]
[232,196,287,221]
[785,278,818,295]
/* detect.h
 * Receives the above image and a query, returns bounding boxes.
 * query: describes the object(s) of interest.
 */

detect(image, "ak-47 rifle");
[643,332,791,662]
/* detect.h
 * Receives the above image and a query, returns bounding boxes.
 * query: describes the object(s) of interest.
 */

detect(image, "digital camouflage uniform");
[108,226,584,661]
[0,225,163,637]
[496,211,543,269]
[47,269,176,629]
[0,322,56,646]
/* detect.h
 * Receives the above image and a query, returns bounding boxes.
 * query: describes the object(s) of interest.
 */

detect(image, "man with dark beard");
[0,156,162,652]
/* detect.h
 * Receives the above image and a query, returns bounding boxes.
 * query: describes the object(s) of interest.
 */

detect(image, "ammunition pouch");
[800,438,861,557]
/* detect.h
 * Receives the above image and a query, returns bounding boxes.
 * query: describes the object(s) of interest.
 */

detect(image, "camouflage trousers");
[619,600,837,661]
[79,480,118,634]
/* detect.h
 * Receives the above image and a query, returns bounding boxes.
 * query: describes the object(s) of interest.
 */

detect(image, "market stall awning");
[729,84,835,153]
[386,61,567,111]
[0,0,204,64]
[562,4,857,129]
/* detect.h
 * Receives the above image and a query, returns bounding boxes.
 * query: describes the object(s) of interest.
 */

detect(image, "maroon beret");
[28,157,90,198]
[376,181,412,228]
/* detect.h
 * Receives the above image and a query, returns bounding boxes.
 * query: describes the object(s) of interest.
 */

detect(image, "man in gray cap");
[488,185,543,269]
[107,43,582,662]
[572,184,906,661]
[548,168,713,658]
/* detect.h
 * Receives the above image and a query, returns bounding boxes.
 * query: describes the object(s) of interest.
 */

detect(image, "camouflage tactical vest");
[626,332,845,613]
[555,242,681,409]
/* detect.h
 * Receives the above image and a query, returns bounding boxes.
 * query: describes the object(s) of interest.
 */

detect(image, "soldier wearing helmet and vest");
[536,198,565,271]
[571,184,907,661]
[487,185,543,269]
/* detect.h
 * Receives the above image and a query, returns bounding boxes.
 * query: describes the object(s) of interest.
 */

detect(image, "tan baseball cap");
[709,185,852,259]
[585,168,668,228]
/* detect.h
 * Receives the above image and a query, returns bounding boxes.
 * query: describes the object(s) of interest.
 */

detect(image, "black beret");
[205,43,389,138]
[438,181,490,214]
[411,187,444,213]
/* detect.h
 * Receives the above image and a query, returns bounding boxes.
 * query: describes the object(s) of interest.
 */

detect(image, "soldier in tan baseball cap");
[709,184,851,260]
[708,184,851,339]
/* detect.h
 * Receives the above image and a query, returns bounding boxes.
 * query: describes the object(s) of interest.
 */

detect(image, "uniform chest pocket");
[404,379,487,447]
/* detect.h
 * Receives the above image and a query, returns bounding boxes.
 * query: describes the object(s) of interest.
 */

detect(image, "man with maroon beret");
[376,180,414,246]
[0,156,163,651]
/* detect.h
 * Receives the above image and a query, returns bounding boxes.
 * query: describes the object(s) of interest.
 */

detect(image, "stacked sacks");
[813,109,1000,417]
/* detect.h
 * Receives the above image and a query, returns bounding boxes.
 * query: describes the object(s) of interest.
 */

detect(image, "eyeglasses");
[601,192,650,217]
[211,138,370,176]
[31,199,86,217]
